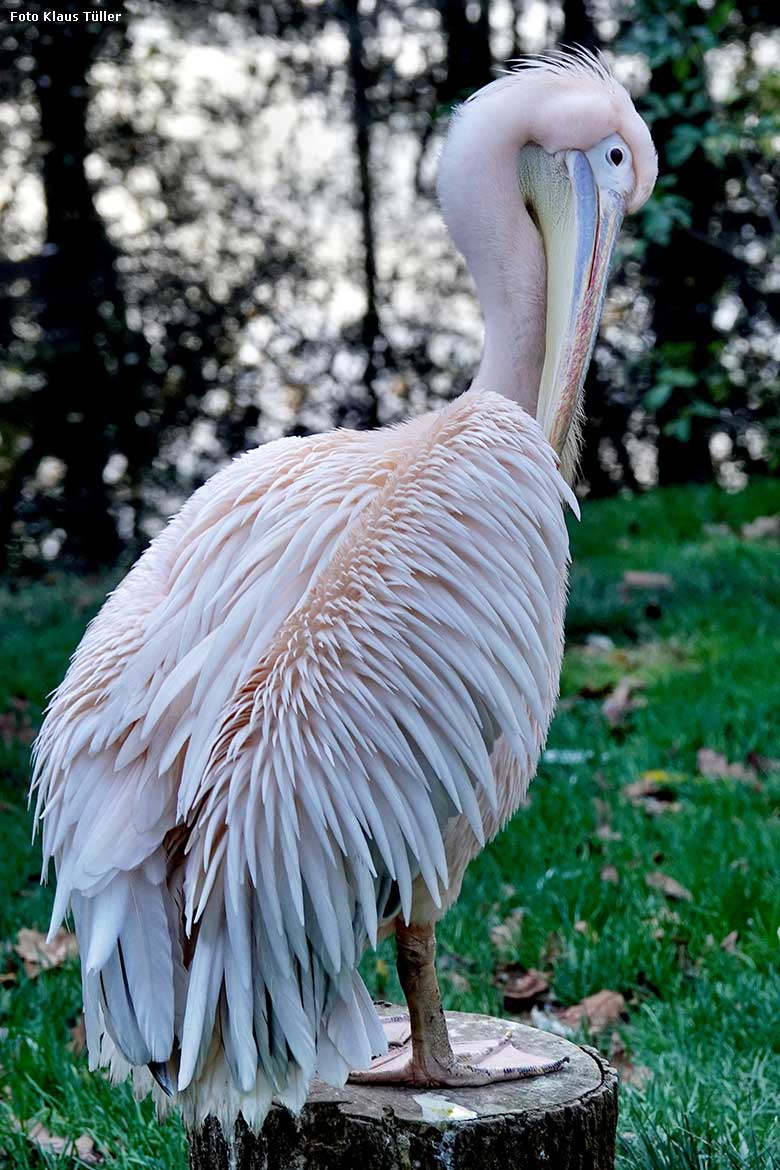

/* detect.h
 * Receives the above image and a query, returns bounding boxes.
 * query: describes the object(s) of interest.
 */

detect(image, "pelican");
[31,50,656,1131]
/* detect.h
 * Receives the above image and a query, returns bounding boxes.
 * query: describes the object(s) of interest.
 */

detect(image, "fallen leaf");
[69,1018,87,1054]
[624,773,682,816]
[13,928,78,978]
[0,698,36,748]
[647,905,681,940]
[501,968,551,1014]
[504,907,526,932]
[585,633,615,651]
[601,865,620,885]
[559,989,627,1033]
[489,907,525,951]
[448,972,470,993]
[489,924,512,950]
[438,951,476,974]
[574,920,588,934]
[0,972,17,985]
[621,570,673,591]
[542,749,594,765]
[540,932,563,968]
[720,930,738,954]
[602,677,645,728]
[645,797,683,816]
[741,515,780,541]
[697,748,757,783]
[696,748,757,795]
[27,1122,101,1164]
[596,823,623,842]
[529,1004,573,1037]
[645,871,693,903]
[609,1031,651,1088]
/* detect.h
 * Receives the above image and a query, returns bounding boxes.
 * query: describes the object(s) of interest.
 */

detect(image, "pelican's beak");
[521,147,625,457]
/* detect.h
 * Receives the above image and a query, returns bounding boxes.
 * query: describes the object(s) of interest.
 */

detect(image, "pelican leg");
[350,920,568,1087]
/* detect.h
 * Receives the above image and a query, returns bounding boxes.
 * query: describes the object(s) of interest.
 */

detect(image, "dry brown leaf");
[697,748,757,783]
[540,932,563,969]
[489,907,525,951]
[529,1004,573,1037]
[593,797,612,822]
[602,677,646,728]
[489,924,512,950]
[559,989,627,1033]
[741,514,780,541]
[27,1122,101,1164]
[0,698,36,748]
[505,907,526,931]
[585,633,615,652]
[14,928,78,978]
[643,797,682,817]
[621,570,673,591]
[609,1031,652,1088]
[0,972,17,985]
[596,823,623,842]
[0,716,17,748]
[720,930,739,953]
[600,865,620,885]
[624,773,682,816]
[645,871,693,903]
[69,1018,87,1054]
[501,968,551,1014]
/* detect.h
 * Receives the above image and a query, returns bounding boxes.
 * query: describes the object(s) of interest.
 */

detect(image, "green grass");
[2,480,780,1167]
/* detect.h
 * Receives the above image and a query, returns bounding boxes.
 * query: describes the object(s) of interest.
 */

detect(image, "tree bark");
[189,1010,618,1170]
[435,0,493,103]
[563,0,597,50]
[339,0,381,430]
[27,20,125,567]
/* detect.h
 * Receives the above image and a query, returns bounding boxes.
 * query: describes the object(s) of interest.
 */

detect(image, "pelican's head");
[438,49,658,475]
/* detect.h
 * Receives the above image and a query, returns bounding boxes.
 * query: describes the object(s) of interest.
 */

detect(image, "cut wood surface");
[189,1009,618,1170]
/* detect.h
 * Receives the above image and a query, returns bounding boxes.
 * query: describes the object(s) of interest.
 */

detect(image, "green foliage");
[607,0,780,484]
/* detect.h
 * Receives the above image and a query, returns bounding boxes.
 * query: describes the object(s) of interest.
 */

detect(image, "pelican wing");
[31,427,403,1077]
[178,391,575,1117]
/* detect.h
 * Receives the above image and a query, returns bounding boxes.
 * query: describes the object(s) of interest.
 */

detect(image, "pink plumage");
[31,49,656,1131]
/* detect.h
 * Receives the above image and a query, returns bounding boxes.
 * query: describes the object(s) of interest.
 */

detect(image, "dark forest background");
[0,0,778,574]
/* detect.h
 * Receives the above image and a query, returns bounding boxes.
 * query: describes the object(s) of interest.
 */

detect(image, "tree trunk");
[435,0,493,103]
[29,21,126,567]
[189,1010,618,1170]
[563,0,597,49]
[339,0,381,431]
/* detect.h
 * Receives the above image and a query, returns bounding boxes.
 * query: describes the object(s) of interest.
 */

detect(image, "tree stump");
[189,1009,618,1170]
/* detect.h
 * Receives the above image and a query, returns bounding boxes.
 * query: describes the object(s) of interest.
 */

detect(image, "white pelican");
[31,50,656,1131]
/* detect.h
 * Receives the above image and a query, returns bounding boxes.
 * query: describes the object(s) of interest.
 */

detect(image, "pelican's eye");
[608,146,624,167]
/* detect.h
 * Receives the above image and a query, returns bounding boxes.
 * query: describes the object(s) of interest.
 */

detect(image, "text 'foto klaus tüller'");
[9,10,121,23]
